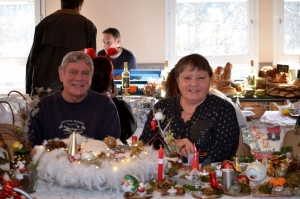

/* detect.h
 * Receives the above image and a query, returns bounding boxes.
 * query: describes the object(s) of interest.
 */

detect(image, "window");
[166,0,259,78]
[0,0,44,95]
[274,0,300,71]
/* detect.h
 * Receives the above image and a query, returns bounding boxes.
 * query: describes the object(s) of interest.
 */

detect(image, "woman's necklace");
[180,97,194,115]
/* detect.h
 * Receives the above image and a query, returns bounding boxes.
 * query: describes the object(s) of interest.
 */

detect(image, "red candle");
[191,143,200,171]
[158,145,163,181]
[132,136,137,143]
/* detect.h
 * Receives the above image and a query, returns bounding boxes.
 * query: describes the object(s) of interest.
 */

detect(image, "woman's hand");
[176,138,194,158]
[109,83,118,98]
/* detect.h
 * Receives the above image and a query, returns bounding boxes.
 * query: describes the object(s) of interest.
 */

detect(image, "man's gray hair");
[61,51,94,73]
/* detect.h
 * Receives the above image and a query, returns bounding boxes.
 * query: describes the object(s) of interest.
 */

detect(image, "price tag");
[277,64,289,72]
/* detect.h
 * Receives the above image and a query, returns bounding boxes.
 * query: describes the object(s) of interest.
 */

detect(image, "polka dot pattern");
[139,93,240,162]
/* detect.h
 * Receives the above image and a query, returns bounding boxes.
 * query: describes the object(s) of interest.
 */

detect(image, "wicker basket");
[251,107,266,119]
[242,104,266,119]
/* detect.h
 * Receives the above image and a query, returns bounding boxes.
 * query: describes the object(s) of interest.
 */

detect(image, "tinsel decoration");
[0,180,22,199]
[267,153,291,177]
[130,140,144,156]
[45,140,67,151]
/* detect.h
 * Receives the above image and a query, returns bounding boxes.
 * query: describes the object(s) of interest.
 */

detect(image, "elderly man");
[29,51,120,146]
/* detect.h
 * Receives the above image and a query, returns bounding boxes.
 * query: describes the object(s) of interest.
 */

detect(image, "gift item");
[246,153,268,182]
[222,168,234,190]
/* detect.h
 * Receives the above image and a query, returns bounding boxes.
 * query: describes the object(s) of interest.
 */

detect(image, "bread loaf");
[220,62,232,80]
[218,87,237,96]
[292,78,300,88]
[211,62,233,89]
[261,66,291,83]
[268,85,300,97]
[214,66,224,75]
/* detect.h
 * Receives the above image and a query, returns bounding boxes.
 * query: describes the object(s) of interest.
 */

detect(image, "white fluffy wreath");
[32,138,158,193]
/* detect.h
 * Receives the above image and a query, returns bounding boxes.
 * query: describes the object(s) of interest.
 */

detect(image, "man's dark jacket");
[26,9,97,96]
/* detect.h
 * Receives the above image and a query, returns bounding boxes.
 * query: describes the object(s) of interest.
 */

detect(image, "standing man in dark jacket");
[26,0,97,97]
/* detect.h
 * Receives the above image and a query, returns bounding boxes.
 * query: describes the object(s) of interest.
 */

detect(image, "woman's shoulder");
[155,95,178,109]
[208,94,234,108]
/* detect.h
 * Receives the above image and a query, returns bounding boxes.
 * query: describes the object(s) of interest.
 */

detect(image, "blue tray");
[113,69,161,81]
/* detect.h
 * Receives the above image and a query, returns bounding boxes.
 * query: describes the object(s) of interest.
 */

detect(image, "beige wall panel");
[45,0,165,63]
[259,0,273,63]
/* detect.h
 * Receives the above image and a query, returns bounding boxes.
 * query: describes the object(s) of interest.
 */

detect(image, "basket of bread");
[261,66,300,97]
[211,62,239,96]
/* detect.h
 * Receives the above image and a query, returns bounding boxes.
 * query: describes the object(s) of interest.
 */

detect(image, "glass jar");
[256,70,266,89]
[21,169,38,193]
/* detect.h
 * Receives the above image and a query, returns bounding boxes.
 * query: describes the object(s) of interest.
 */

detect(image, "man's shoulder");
[88,90,114,104]
[97,50,106,56]
[121,48,135,56]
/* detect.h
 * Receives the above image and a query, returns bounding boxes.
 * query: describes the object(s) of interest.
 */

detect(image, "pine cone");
[287,159,299,174]
[203,187,214,196]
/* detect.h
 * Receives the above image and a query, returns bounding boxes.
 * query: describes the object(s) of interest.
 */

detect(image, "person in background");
[139,54,240,163]
[29,51,120,146]
[97,28,138,70]
[26,0,97,97]
[90,56,137,144]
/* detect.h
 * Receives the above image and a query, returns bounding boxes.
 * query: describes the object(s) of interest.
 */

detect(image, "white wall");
[45,0,165,64]
[45,0,273,65]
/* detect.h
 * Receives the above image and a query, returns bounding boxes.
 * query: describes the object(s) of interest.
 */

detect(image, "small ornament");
[68,131,79,156]
[45,140,67,151]
[233,157,242,172]
[138,181,145,193]
[229,184,241,194]
[275,167,288,178]
[155,111,163,120]
[130,140,144,156]
[121,174,139,193]
[209,171,222,190]
[104,136,117,148]
[221,160,233,169]
[237,174,250,185]
[150,118,157,132]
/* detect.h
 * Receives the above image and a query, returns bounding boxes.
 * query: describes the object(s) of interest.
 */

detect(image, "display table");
[29,180,299,199]
[241,111,296,152]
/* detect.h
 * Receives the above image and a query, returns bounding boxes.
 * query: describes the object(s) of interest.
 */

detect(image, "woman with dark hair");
[139,54,239,163]
[90,56,137,144]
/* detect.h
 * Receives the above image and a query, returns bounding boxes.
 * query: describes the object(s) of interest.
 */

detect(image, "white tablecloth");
[241,111,296,153]
[29,180,298,199]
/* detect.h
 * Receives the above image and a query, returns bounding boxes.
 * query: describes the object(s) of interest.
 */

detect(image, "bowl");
[241,111,255,121]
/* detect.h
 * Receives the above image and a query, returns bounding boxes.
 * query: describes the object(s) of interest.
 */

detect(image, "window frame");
[0,0,45,95]
[273,0,300,68]
[165,0,259,70]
